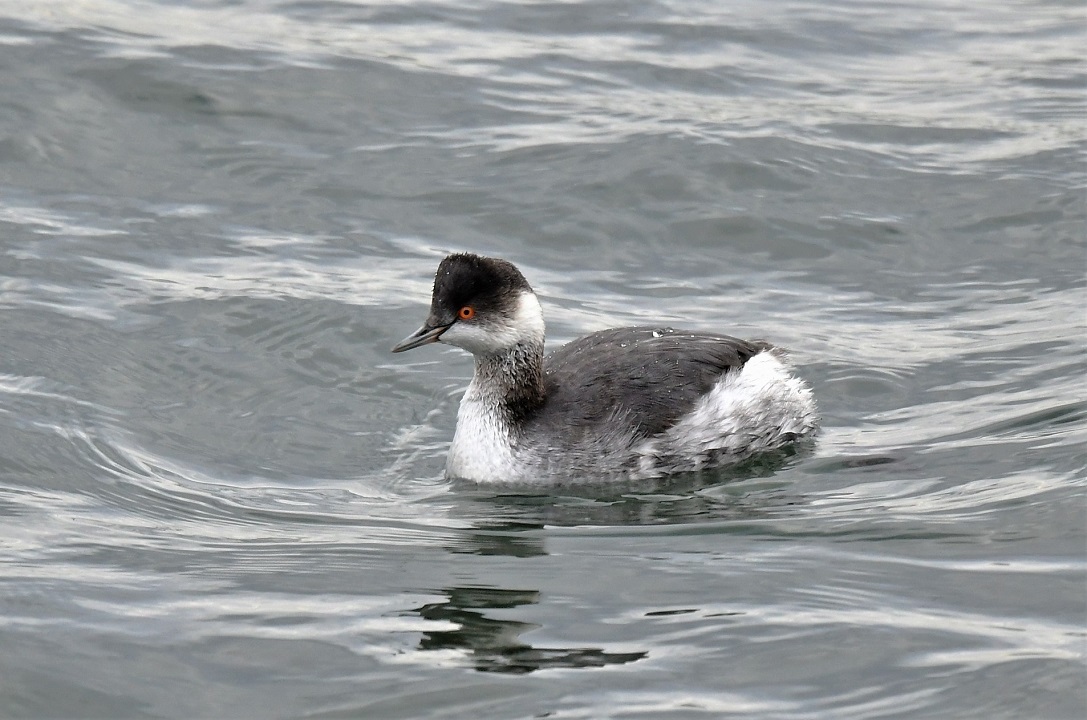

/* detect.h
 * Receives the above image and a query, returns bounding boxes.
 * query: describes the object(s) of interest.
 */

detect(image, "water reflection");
[414,586,645,674]
[444,469,803,530]
[445,524,548,557]
[421,445,913,535]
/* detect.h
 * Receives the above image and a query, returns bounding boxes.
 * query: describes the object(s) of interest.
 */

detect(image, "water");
[0,0,1084,717]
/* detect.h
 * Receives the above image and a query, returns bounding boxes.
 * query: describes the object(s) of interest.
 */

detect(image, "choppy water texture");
[1,1,1085,718]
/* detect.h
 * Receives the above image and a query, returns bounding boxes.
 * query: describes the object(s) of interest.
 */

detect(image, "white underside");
[446,349,818,483]
[446,386,521,483]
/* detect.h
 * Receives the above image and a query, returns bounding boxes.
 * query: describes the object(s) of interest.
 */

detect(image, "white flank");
[637,350,817,474]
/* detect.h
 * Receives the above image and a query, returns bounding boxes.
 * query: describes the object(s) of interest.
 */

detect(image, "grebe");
[392,253,817,483]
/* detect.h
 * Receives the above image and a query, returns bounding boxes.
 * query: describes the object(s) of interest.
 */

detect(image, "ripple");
[1,0,1084,717]
[4,0,1081,170]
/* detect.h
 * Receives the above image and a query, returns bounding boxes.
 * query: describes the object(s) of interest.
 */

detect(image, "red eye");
[458,306,475,320]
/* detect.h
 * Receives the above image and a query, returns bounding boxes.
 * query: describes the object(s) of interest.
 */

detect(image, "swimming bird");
[392,253,817,483]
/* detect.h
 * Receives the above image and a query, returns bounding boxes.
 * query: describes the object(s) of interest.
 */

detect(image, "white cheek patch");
[440,321,497,354]
[441,291,544,355]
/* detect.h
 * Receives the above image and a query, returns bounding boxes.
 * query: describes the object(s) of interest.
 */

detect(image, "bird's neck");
[466,342,546,423]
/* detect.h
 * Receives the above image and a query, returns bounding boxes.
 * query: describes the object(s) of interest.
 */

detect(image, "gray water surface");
[0,1,1084,718]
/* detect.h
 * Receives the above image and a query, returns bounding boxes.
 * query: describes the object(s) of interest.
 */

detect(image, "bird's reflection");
[443,457,801,532]
[409,445,891,674]
[413,586,645,674]
[444,521,549,557]
[437,444,910,532]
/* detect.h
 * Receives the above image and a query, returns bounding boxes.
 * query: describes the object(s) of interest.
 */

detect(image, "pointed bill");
[391,323,451,353]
